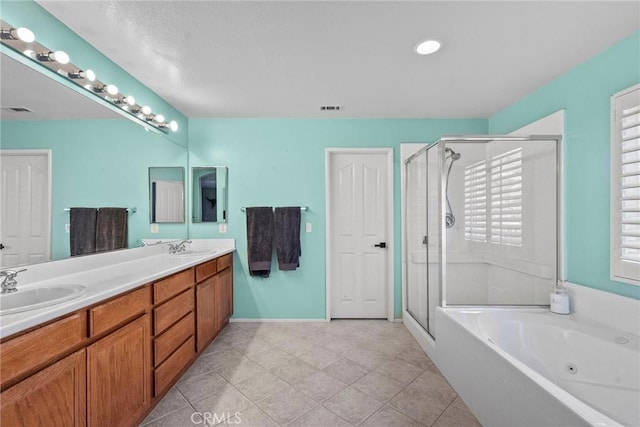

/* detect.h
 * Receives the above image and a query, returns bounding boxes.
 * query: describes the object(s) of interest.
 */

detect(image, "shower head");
[445,147,461,161]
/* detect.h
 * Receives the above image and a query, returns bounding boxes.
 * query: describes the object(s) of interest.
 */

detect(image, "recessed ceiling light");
[415,40,442,55]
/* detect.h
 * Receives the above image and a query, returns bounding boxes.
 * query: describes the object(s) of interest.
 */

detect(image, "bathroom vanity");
[0,240,234,426]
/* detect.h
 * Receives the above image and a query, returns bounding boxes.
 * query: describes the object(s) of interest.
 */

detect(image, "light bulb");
[52,50,70,64]
[1,27,35,43]
[106,84,118,95]
[154,114,165,123]
[169,120,178,132]
[125,96,135,106]
[16,27,35,43]
[141,105,152,115]
[23,49,35,58]
[415,40,441,55]
[68,69,96,82]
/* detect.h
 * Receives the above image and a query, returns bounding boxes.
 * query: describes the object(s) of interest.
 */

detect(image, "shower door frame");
[403,135,562,338]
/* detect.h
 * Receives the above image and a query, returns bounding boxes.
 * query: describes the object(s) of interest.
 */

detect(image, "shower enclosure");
[404,136,560,338]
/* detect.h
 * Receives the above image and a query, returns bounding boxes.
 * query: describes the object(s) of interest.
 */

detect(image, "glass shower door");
[405,145,441,338]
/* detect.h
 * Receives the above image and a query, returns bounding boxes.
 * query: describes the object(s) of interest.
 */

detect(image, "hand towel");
[275,207,301,271]
[95,208,128,253]
[246,207,274,278]
[70,208,97,256]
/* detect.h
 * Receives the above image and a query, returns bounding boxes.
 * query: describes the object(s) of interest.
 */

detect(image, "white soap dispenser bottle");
[550,282,570,315]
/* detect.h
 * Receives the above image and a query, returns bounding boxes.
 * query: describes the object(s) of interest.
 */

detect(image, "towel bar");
[240,206,307,212]
[64,207,137,213]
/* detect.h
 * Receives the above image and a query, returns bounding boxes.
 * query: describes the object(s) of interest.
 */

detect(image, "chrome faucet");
[1,269,27,294]
[168,240,192,254]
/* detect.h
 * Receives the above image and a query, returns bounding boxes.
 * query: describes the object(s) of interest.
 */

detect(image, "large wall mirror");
[149,167,185,223]
[0,52,189,268]
[192,167,228,223]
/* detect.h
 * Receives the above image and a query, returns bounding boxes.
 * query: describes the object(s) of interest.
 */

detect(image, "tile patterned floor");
[141,320,481,427]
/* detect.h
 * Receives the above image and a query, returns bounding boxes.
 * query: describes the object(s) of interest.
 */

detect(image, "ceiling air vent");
[320,105,342,111]
[1,107,33,113]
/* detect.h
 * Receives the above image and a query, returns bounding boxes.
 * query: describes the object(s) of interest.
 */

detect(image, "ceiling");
[36,1,640,119]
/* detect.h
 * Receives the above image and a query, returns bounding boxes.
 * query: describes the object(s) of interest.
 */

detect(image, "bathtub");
[434,307,639,427]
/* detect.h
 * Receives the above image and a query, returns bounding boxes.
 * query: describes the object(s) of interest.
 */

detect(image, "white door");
[0,150,51,267]
[328,149,392,319]
[153,180,184,222]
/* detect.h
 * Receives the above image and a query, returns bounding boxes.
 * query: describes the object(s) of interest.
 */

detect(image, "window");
[490,148,523,247]
[612,85,640,284]
[464,160,487,242]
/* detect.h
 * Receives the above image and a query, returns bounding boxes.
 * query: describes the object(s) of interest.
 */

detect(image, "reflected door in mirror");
[192,167,227,224]
[0,151,51,268]
[149,168,185,223]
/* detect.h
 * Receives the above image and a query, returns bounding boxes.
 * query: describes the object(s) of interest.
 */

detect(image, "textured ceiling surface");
[36,1,640,118]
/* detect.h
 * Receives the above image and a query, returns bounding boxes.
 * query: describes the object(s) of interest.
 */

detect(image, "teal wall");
[189,119,487,319]
[0,0,188,147]
[489,31,640,299]
[1,119,188,260]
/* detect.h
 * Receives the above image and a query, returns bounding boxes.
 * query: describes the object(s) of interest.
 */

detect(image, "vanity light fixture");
[113,95,135,106]
[159,120,179,132]
[36,50,70,64]
[92,84,119,96]
[0,27,35,43]
[1,18,179,133]
[415,39,442,55]
[67,69,96,82]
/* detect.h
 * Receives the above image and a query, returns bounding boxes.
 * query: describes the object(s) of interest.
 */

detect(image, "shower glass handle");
[374,242,386,248]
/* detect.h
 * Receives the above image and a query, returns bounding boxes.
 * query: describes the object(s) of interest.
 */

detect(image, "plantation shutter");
[464,160,487,242]
[613,86,640,282]
[490,148,523,247]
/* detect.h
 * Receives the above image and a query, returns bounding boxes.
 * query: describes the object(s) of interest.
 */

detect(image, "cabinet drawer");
[154,336,195,396]
[154,289,194,335]
[89,286,151,337]
[217,253,232,271]
[154,269,194,304]
[1,312,86,389]
[154,312,194,366]
[195,259,217,282]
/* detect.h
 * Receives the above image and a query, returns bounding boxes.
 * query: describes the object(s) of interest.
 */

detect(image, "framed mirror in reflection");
[0,53,189,268]
[192,167,228,223]
[149,167,185,223]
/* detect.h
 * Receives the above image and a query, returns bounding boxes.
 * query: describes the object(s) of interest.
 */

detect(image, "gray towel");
[246,207,274,278]
[70,208,97,256]
[95,208,128,253]
[275,207,301,271]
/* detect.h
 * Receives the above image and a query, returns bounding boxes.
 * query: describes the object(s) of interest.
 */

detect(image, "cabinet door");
[1,350,86,427]
[217,267,233,326]
[196,276,217,352]
[87,315,151,427]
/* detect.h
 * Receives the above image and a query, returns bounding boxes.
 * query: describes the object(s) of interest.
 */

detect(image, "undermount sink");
[169,249,216,258]
[0,285,88,315]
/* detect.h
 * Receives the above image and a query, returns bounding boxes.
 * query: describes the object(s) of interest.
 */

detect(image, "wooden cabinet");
[217,264,233,325]
[87,315,151,427]
[0,252,233,427]
[196,275,217,351]
[1,350,86,427]
[196,253,233,352]
[151,268,196,396]
[0,312,86,389]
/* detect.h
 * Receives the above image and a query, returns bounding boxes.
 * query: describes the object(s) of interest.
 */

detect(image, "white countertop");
[0,239,235,339]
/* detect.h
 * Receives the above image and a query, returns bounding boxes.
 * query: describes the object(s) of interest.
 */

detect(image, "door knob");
[0,243,4,250]
[374,242,386,248]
